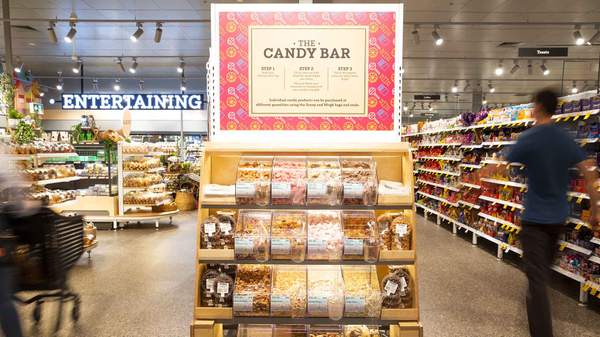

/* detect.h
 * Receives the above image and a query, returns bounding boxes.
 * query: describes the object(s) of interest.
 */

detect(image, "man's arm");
[576,159,600,228]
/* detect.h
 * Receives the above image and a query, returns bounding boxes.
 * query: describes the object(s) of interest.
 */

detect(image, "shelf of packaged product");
[461,144,483,150]
[418,143,462,148]
[122,167,165,175]
[122,152,169,157]
[419,156,461,162]
[566,217,593,230]
[589,256,600,265]
[458,200,481,209]
[481,141,517,147]
[208,317,408,325]
[591,237,600,245]
[417,168,460,176]
[199,202,414,211]
[35,152,79,159]
[33,176,82,186]
[582,280,600,296]
[459,182,481,189]
[551,265,586,283]
[567,191,590,200]
[416,179,460,192]
[480,178,527,189]
[478,195,524,210]
[403,118,535,137]
[552,109,600,122]
[458,163,482,170]
[416,191,459,207]
[478,212,521,232]
[558,240,593,255]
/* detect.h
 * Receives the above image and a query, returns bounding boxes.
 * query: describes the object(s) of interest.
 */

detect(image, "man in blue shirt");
[505,89,599,337]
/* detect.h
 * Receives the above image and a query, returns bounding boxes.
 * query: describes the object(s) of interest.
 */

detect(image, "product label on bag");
[344,238,364,255]
[308,295,328,314]
[233,294,253,312]
[307,182,328,198]
[395,224,408,236]
[400,276,408,292]
[308,238,328,255]
[271,238,291,255]
[236,183,256,197]
[206,278,216,293]
[219,222,232,233]
[345,296,366,313]
[217,282,229,296]
[384,280,398,295]
[271,294,291,312]
[271,182,292,198]
[235,238,254,254]
[204,222,216,236]
[344,183,364,198]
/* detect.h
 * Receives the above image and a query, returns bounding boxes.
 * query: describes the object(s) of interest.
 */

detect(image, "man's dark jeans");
[0,266,22,337]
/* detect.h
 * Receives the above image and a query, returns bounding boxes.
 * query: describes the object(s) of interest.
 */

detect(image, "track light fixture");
[587,25,600,45]
[129,57,138,74]
[47,21,57,44]
[409,113,414,118]
[139,80,145,91]
[510,60,520,75]
[494,60,504,76]
[13,56,23,73]
[154,22,163,43]
[482,95,487,105]
[64,22,77,43]
[72,58,81,74]
[488,81,495,93]
[403,105,408,112]
[573,25,585,46]
[180,79,187,92]
[49,98,56,104]
[571,81,578,94]
[56,71,63,91]
[130,22,144,42]
[540,61,550,76]
[117,57,126,73]
[432,25,443,46]
[113,79,121,91]
[412,25,420,45]
[92,79,99,91]
[39,92,45,97]
[451,80,458,93]
[527,60,533,75]
[177,58,185,73]
[464,80,471,91]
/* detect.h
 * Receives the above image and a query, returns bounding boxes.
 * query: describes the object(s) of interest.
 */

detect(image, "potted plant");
[7,108,23,128]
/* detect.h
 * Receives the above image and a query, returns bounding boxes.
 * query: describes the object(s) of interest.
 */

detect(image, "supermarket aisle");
[416,214,600,337]
[16,211,197,337]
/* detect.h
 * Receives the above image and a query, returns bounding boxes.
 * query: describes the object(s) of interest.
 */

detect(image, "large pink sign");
[217,8,399,132]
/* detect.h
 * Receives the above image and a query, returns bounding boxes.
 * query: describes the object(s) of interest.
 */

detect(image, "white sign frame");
[209,3,403,143]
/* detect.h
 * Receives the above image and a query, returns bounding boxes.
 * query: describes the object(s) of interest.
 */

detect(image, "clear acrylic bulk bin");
[270,211,306,262]
[270,265,307,318]
[306,266,344,320]
[342,211,379,262]
[340,157,378,206]
[306,157,342,206]
[306,210,343,261]
[233,265,272,317]
[342,265,382,318]
[236,156,272,206]
[271,156,307,205]
[235,211,271,262]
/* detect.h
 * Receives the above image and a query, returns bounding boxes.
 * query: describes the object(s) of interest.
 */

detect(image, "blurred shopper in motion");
[0,143,37,337]
[504,89,599,337]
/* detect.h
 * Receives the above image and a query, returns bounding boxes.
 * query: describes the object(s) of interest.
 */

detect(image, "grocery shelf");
[458,163,482,170]
[589,256,600,265]
[199,202,413,210]
[35,152,79,159]
[416,191,459,207]
[481,141,516,147]
[478,195,524,210]
[459,182,481,189]
[416,179,460,192]
[403,118,535,137]
[209,316,410,325]
[559,240,593,255]
[420,156,462,162]
[480,178,527,189]
[458,200,480,209]
[552,109,600,121]
[34,176,82,186]
[461,144,483,149]
[418,143,462,148]
[417,168,460,176]
[478,212,521,231]
[566,217,592,230]
[591,237,600,245]
[551,265,586,283]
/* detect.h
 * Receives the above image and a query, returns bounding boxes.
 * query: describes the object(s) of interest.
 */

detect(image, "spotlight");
[571,81,578,94]
[129,57,138,74]
[64,22,77,43]
[56,83,63,91]
[180,79,187,92]
[482,96,487,105]
[139,80,144,91]
[488,81,495,93]
[540,62,550,76]
[495,61,504,76]
[510,61,520,74]
[527,60,533,75]
[113,79,121,91]
[409,114,414,118]
[177,58,185,73]
[72,58,81,74]
[573,25,585,46]
[117,57,126,73]
[154,22,163,43]
[92,79,99,91]
[432,25,443,46]
[13,56,23,73]
[403,105,408,112]
[47,21,57,44]
[39,92,45,97]
[586,25,600,45]
[49,98,56,104]
[412,25,420,45]
[130,22,144,42]
[451,80,458,93]
[428,104,433,112]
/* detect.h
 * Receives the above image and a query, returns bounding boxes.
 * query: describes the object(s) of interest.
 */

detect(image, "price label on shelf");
[271,182,292,198]
[343,183,364,198]
[343,238,364,255]
[308,238,328,255]
[204,223,216,236]
[344,296,366,313]
[236,183,256,197]
[307,182,328,198]
[233,294,253,312]
[308,295,328,314]
[271,294,291,312]
[216,282,229,296]
[271,238,291,255]
[235,238,254,255]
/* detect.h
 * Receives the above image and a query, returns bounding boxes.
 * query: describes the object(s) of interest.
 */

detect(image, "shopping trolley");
[5,206,84,332]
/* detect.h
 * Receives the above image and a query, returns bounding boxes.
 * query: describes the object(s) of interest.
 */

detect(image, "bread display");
[123,157,161,171]
[8,141,75,154]
[25,165,76,182]
[123,191,172,205]
[28,188,78,205]
[123,173,162,187]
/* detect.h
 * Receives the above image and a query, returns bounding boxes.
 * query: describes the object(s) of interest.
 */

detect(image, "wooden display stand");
[191,141,421,337]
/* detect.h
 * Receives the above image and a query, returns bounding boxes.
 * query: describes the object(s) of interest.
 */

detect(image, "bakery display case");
[236,156,273,206]
[307,157,342,206]
[271,211,306,262]
[271,157,307,205]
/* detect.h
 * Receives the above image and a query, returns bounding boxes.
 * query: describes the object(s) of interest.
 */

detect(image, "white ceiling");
[3,0,600,120]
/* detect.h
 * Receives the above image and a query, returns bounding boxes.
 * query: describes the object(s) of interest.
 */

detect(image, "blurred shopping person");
[505,89,599,337]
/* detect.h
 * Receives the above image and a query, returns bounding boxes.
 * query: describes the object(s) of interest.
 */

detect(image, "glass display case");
[307,210,343,261]
[270,266,307,318]
[233,265,272,317]
[271,156,307,205]
[340,157,377,206]
[236,156,273,206]
[306,157,342,206]
[270,211,306,262]
[341,211,379,262]
[235,211,271,262]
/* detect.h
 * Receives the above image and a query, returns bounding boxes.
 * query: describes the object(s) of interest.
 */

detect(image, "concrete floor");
[12,211,600,337]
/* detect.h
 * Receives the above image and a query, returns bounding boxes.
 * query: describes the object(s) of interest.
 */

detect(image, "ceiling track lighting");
[117,57,126,73]
[587,25,600,45]
[113,79,121,91]
[432,25,443,46]
[488,81,495,93]
[129,57,138,74]
[482,95,487,105]
[177,57,185,73]
[510,60,520,75]
[540,61,550,76]
[39,92,45,97]
[47,21,57,44]
[180,79,187,92]
[64,22,77,43]
[56,71,63,91]
[139,79,145,91]
[527,60,533,75]
[130,22,144,42]
[92,79,99,91]
[494,60,504,76]
[49,98,56,104]
[573,25,585,46]
[13,56,23,73]
[154,22,163,43]
[571,81,579,94]
[451,80,458,93]
[72,58,82,74]
[411,24,420,45]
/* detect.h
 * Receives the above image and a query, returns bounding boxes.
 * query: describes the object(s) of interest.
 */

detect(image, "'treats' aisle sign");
[210,3,403,142]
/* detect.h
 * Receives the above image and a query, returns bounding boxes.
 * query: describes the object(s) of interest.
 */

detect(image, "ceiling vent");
[497,42,523,48]
[11,25,39,32]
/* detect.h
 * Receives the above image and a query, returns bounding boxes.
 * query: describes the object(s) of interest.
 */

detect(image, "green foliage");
[70,123,82,144]
[0,73,14,109]
[13,121,35,144]
[7,107,23,119]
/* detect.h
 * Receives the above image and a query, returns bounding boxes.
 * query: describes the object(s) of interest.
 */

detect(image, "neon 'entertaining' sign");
[61,94,204,110]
